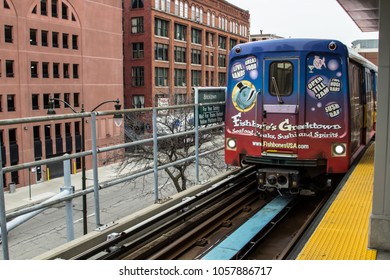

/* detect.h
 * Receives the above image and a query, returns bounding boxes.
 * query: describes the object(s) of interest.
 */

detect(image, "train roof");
[231,38,348,56]
[231,38,377,72]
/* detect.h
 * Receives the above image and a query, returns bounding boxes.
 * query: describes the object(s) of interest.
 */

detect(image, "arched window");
[191,5,195,20]
[184,2,188,18]
[175,0,179,15]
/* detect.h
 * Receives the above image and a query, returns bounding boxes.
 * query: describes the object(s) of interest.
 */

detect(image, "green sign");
[195,87,226,125]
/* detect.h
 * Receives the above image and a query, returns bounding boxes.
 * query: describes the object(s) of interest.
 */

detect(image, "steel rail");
[70,166,256,259]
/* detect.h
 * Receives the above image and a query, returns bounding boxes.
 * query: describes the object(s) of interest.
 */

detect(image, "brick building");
[123,0,250,109]
[352,39,378,66]
[0,0,123,188]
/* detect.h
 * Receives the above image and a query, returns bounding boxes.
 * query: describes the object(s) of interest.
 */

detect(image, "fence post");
[194,92,200,184]
[62,158,74,241]
[91,112,101,227]
[0,134,10,259]
[153,107,159,202]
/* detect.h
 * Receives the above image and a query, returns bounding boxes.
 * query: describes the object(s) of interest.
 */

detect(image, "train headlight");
[226,138,237,150]
[267,175,277,185]
[332,143,346,156]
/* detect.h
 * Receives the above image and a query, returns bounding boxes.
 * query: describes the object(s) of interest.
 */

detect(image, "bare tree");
[119,105,225,195]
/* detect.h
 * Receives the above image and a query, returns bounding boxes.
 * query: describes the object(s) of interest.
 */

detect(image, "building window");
[132,67,144,86]
[218,54,226,67]
[4,25,13,43]
[65,122,72,153]
[72,35,78,50]
[6,60,14,77]
[155,43,169,61]
[191,49,201,64]
[191,70,201,86]
[63,63,69,78]
[132,0,144,8]
[209,53,214,66]
[32,94,39,110]
[0,94,2,112]
[218,72,226,86]
[7,95,15,111]
[31,61,38,78]
[132,95,145,108]
[55,123,62,154]
[51,0,58,17]
[155,18,169,37]
[52,32,59,47]
[30,29,37,45]
[132,42,144,59]
[206,32,214,47]
[62,2,68,19]
[45,124,53,156]
[166,0,171,13]
[64,93,70,107]
[53,63,60,78]
[41,30,48,46]
[175,0,179,15]
[155,67,168,86]
[174,23,186,41]
[218,35,227,50]
[73,64,79,78]
[174,46,186,63]
[41,0,47,16]
[175,94,186,105]
[74,92,80,107]
[230,38,237,49]
[62,33,68,48]
[42,93,50,109]
[9,128,19,183]
[131,17,144,34]
[33,126,40,141]
[174,69,186,87]
[42,62,49,78]
[191,28,202,44]
[4,0,10,9]
[54,93,60,108]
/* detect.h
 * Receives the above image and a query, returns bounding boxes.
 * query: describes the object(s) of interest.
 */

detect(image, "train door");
[257,57,300,155]
[348,62,364,155]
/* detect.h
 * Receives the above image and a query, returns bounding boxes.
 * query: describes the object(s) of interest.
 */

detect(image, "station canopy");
[336,0,379,32]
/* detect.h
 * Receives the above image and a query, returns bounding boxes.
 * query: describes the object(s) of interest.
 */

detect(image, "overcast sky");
[226,0,378,47]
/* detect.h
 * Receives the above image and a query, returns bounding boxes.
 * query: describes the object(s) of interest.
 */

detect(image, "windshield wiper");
[271,77,284,104]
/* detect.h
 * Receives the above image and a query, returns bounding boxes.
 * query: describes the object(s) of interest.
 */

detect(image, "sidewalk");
[3,163,122,213]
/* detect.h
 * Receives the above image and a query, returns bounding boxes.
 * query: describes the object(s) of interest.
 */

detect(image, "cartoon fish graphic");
[233,81,258,111]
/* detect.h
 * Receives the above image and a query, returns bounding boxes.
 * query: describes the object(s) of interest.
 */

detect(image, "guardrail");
[0,103,225,259]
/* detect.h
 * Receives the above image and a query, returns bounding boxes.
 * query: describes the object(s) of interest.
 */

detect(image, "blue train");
[225,38,377,194]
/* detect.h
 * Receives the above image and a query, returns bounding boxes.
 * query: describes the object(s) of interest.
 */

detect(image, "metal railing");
[0,103,225,259]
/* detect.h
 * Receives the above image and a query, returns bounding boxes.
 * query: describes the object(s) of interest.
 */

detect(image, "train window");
[269,61,293,96]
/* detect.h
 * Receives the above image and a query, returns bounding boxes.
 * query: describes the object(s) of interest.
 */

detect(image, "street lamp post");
[47,98,122,234]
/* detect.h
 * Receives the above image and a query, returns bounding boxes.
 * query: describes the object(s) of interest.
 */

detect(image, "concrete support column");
[370,0,390,252]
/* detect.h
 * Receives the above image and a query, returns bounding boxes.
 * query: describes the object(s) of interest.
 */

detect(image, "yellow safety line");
[297,143,377,260]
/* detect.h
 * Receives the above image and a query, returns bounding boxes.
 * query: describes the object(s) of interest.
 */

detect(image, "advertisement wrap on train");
[224,39,377,194]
